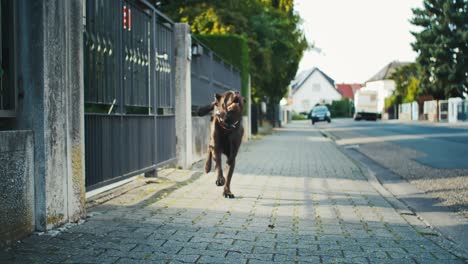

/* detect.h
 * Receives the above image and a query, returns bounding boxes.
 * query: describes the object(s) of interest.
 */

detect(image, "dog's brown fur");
[195,91,245,198]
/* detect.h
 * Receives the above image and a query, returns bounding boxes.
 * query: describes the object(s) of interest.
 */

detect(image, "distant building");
[360,61,410,113]
[336,83,363,101]
[289,67,342,113]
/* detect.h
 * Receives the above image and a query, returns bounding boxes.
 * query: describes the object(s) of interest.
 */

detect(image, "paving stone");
[197,255,239,264]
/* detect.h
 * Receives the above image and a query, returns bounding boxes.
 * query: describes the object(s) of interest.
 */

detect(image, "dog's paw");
[215,177,225,186]
[223,192,235,199]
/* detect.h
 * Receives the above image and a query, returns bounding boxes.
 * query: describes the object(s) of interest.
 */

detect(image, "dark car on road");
[309,105,331,125]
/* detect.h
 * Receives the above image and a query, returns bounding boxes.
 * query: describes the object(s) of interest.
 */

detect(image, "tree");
[157,0,308,104]
[410,0,468,99]
[389,63,421,104]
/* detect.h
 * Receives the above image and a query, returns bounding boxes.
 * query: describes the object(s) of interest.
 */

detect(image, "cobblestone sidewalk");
[2,122,466,263]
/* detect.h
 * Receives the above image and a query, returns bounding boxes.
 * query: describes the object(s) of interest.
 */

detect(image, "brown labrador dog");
[195,91,245,198]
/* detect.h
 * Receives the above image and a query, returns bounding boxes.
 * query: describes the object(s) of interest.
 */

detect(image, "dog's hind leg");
[205,146,213,173]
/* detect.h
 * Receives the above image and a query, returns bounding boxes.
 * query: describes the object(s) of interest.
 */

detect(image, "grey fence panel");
[123,3,151,108]
[191,76,211,107]
[84,0,120,105]
[84,0,176,190]
[190,38,241,107]
[85,114,156,190]
[155,21,174,112]
[156,115,176,164]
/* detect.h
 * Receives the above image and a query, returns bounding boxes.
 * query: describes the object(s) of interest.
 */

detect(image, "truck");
[353,89,379,121]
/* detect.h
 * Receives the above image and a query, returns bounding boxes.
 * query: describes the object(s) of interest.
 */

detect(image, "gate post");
[174,23,193,169]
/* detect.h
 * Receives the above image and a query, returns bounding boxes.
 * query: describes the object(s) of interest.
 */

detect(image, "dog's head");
[214,91,245,129]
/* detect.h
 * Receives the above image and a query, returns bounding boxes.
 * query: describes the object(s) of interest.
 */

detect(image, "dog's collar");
[216,116,240,131]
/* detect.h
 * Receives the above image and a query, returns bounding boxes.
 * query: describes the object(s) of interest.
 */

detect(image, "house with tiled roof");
[289,67,342,113]
[336,83,363,100]
[360,61,411,114]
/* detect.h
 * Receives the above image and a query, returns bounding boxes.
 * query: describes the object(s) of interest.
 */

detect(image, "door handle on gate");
[96,35,101,53]
[90,33,96,51]
[108,39,113,56]
[156,52,168,60]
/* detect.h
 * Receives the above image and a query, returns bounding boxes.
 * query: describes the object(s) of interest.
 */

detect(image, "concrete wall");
[174,23,193,169]
[291,71,341,113]
[192,117,211,162]
[0,131,34,246]
[1,0,85,237]
[423,100,438,122]
[399,103,412,121]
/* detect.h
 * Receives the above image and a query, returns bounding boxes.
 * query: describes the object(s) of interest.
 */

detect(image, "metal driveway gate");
[84,0,175,190]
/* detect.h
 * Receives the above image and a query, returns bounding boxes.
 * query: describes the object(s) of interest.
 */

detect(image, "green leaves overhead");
[158,0,308,104]
[410,0,468,99]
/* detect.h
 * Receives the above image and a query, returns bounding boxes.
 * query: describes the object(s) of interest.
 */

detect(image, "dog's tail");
[205,151,212,173]
[193,102,215,117]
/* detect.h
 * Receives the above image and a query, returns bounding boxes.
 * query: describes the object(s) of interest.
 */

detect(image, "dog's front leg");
[214,149,225,186]
[223,158,236,198]
[223,142,240,198]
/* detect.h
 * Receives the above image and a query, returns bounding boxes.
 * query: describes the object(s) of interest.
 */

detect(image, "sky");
[294,0,423,84]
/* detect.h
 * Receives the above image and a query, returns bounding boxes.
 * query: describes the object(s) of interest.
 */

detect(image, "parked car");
[309,106,331,125]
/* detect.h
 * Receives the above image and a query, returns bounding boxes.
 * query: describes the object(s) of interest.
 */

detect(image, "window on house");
[0,0,16,118]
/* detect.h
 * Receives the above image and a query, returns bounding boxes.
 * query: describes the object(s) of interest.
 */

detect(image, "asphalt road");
[312,118,468,251]
[316,119,468,169]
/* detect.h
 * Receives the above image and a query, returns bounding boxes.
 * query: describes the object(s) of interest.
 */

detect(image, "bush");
[329,99,353,117]
[292,112,307,120]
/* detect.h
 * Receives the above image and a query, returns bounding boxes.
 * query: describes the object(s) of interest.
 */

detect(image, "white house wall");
[292,71,342,113]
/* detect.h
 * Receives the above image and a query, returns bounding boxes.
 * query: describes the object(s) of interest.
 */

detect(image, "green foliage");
[385,95,397,110]
[158,0,308,104]
[195,34,250,113]
[292,112,307,120]
[329,99,353,118]
[410,0,468,99]
[403,78,421,103]
[388,63,421,107]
